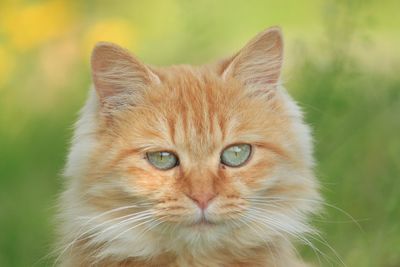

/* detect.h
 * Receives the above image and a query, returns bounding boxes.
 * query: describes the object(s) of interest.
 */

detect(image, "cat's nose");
[186,192,216,210]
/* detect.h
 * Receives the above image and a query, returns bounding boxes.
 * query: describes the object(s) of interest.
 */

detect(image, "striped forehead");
[162,73,231,155]
[128,67,255,158]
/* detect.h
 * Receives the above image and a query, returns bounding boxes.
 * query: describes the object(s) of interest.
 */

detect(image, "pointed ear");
[221,27,283,91]
[91,42,159,104]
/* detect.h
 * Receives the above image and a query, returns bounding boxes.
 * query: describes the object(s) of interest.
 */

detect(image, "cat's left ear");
[91,42,160,105]
[220,27,283,91]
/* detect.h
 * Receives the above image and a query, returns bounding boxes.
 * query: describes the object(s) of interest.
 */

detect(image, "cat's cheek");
[124,166,170,194]
[224,161,275,192]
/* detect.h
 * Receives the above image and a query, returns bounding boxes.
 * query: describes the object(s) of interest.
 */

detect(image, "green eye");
[221,144,252,167]
[146,151,179,170]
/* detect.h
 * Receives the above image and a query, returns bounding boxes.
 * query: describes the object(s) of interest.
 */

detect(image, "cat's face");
[92,70,295,227]
[64,28,320,255]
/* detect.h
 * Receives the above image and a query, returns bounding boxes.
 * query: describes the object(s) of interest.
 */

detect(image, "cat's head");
[63,27,320,258]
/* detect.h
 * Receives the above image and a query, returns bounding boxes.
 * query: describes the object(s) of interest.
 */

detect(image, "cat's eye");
[220,144,252,167]
[146,151,179,170]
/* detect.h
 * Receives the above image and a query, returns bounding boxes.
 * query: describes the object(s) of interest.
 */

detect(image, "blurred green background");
[0,0,399,266]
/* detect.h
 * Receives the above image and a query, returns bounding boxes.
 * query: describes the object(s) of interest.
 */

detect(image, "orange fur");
[57,27,320,266]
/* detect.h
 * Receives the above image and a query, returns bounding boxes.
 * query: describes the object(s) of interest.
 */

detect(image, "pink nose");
[186,192,216,210]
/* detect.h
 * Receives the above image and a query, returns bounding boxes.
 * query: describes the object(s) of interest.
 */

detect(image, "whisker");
[135,215,169,241]
[87,213,155,262]
[53,207,152,266]
[87,212,154,243]
[236,216,279,267]
[107,216,156,244]
[245,211,328,266]
[245,196,364,231]
[305,230,347,267]
[245,207,340,266]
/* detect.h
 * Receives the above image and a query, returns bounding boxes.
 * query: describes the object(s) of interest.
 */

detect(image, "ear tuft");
[221,27,283,91]
[91,42,159,103]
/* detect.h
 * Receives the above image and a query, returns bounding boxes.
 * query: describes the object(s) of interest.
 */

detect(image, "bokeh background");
[1,0,399,266]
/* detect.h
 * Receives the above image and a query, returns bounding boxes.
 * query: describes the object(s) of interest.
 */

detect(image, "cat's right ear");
[91,42,160,104]
[218,27,283,92]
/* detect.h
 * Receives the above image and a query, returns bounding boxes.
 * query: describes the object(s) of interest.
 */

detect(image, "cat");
[57,27,321,267]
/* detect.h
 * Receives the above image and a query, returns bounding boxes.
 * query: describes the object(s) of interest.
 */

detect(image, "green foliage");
[291,56,400,266]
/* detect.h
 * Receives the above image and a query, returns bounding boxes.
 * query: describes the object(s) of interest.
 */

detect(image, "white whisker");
[245,207,341,266]
[54,207,152,266]
[246,196,363,231]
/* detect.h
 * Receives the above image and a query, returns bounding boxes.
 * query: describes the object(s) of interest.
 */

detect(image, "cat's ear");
[91,42,160,104]
[220,27,283,91]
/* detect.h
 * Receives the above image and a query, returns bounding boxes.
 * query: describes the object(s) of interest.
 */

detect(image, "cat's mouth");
[187,217,218,228]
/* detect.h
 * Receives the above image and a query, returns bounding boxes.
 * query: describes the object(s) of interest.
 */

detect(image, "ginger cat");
[57,27,320,267]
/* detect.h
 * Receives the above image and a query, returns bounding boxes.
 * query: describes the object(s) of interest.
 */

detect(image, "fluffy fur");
[57,27,321,267]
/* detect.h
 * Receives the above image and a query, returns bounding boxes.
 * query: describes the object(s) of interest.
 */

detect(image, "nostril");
[186,192,216,210]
